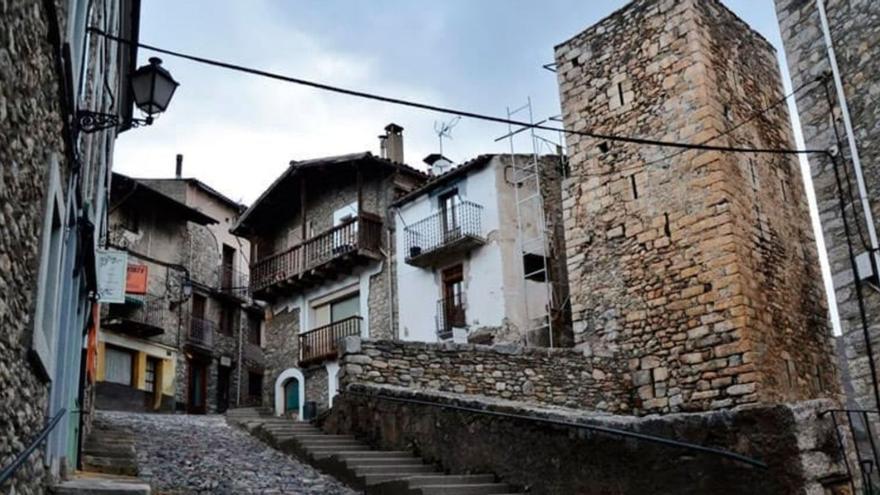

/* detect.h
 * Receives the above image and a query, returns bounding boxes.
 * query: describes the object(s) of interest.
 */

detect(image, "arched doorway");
[273,368,305,419]
[284,379,299,414]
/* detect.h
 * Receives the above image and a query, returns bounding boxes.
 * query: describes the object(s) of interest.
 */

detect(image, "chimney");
[383,123,404,164]
[423,153,453,176]
[378,135,388,160]
[175,154,183,178]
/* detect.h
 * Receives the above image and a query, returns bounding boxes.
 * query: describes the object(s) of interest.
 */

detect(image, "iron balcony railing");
[217,264,249,300]
[251,214,383,293]
[405,200,483,261]
[821,408,880,494]
[436,294,466,339]
[105,294,167,334]
[299,316,362,365]
[188,315,215,349]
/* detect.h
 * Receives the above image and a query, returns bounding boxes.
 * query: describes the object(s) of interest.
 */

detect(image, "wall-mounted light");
[76,57,179,133]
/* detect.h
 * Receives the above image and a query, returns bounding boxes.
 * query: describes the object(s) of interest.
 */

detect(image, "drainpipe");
[816,0,880,269]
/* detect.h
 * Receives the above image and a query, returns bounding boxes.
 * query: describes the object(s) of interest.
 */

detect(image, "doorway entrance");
[284,379,300,416]
[217,365,231,413]
[187,359,207,414]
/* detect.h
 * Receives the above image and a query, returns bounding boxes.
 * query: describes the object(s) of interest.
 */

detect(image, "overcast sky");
[112,0,840,331]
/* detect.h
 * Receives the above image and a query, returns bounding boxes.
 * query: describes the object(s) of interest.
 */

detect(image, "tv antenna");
[434,116,460,155]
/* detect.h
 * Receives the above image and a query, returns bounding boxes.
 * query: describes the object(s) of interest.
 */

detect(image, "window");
[31,155,66,378]
[312,291,360,328]
[248,371,263,402]
[144,357,159,393]
[439,190,459,238]
[221,244,235,287]
[220,304,236,335]
[105,346,134,386]
[248,314,262,346]
[441,265,465,332]
[333,201,358,226]
[191,294,206,320]
[120,207,140,233]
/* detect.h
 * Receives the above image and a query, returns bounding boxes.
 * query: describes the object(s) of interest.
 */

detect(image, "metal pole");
[816,0,880,265]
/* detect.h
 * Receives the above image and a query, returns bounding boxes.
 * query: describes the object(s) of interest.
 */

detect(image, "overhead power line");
[89,27,826,158]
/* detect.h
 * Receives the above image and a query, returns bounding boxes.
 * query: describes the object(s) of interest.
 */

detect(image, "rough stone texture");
[262,307,300,407]
[775,0,880,415]
[304,366,330,414]
[327,384,852,495]
[555,0,838,414]
[0,1,68,492]
[339,338,632,412]
[97,411,355,494]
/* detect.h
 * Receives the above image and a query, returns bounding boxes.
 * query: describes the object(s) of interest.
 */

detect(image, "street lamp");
[76,57,179,133]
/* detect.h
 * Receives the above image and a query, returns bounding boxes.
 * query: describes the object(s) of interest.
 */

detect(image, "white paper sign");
[97,249,128,303]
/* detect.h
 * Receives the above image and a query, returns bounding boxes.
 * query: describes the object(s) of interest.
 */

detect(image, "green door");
[285,380,299,412]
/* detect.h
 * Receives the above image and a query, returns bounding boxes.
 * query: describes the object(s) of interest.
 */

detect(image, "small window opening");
[663,212,671,237]
[598,142,610,153]
[723,105,731,120]
[617,82,625,106]
[785,359,795,387]
[630,175,638,199]
[749,159,757,186]
[780,178,787,201]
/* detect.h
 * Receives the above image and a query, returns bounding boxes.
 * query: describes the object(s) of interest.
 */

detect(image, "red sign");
[126,264,148,294]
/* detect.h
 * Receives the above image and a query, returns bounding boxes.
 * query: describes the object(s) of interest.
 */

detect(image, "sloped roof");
[392,154,494,207]
[111,173,218,225]
[231,151,427,235]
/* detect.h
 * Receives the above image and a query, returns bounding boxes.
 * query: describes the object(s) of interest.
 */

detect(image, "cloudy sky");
[112,0,839,329]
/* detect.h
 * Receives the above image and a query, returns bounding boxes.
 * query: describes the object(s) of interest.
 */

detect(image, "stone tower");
[554,0,838,414]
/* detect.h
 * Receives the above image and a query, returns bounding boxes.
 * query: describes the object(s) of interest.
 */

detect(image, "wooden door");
[187,359,207,414]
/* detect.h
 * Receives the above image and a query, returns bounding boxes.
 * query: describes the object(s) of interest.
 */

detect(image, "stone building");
[100,169,263,414]
[231,124,426,418]
[394,153,571,346]
[775,0,880,414]
[554,0,838,415]
[1,0,143,491]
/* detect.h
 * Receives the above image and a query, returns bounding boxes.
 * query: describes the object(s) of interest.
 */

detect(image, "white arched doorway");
[274,368,305,420]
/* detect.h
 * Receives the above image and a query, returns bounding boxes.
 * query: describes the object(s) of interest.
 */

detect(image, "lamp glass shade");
[131,57,179,117]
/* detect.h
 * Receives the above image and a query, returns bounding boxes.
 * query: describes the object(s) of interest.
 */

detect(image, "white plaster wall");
[395,161,507,342]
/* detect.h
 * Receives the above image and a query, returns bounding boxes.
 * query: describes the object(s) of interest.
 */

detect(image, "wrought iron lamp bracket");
[75,110,152,133]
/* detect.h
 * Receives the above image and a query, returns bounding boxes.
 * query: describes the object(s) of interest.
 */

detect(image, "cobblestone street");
[98,411,357,495]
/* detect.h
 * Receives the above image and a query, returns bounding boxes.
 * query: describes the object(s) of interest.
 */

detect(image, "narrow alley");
[96,412,356,495]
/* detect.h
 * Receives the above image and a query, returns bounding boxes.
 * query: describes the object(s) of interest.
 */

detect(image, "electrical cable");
[87,27,826,158]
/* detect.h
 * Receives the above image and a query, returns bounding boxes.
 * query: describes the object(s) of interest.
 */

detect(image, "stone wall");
[339,338,632,412]
[304,366,329,415]
[262,307,300,408]
[555,0,838,414]
[0,0,68,492]
[326,384,851,495]
[775,0,880,413]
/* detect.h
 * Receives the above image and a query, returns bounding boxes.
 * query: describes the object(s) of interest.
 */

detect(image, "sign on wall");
[96,249,128,303]
[126,264,148,294]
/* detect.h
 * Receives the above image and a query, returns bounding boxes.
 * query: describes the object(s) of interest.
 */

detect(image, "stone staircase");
[226,407,523,494]
[52,417,150,494]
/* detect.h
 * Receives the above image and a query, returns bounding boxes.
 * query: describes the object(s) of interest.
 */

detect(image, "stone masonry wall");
[339,338,633,412]
[262,307,300,408]
[775,0,880,413]
[555,0,838,414]
[327,385,851,495]
[0,1,68,493]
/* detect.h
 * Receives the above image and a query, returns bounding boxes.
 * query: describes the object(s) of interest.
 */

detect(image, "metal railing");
[405,200,483,260]
[821,408,880,494]
[0,408,66,487]
[188,315,215,348]
[217,264,249,300]
[251,214,383,292]
[105,294,166,329]
[299,316,362,365]
[344,385,767,468]
[436,294,466,339]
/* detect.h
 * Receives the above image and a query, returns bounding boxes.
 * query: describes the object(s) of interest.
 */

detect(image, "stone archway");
[273,368,305,420]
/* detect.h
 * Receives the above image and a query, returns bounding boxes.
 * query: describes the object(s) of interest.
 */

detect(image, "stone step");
[294,434,356,441]
[82,444,135,458]
[82,455,138,477]
[298,439,366,448]
[408,475,497,487]
[345,457,425,467]
[416,484,512,495]
[52,477,150,495]
[334,451,414,459]
[355,464,438,475]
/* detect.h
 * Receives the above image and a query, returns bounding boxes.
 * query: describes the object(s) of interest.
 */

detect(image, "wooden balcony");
[187,315,215,352]
[250,214,383,298]
[299,316,362,366]
[102,295,167,338]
